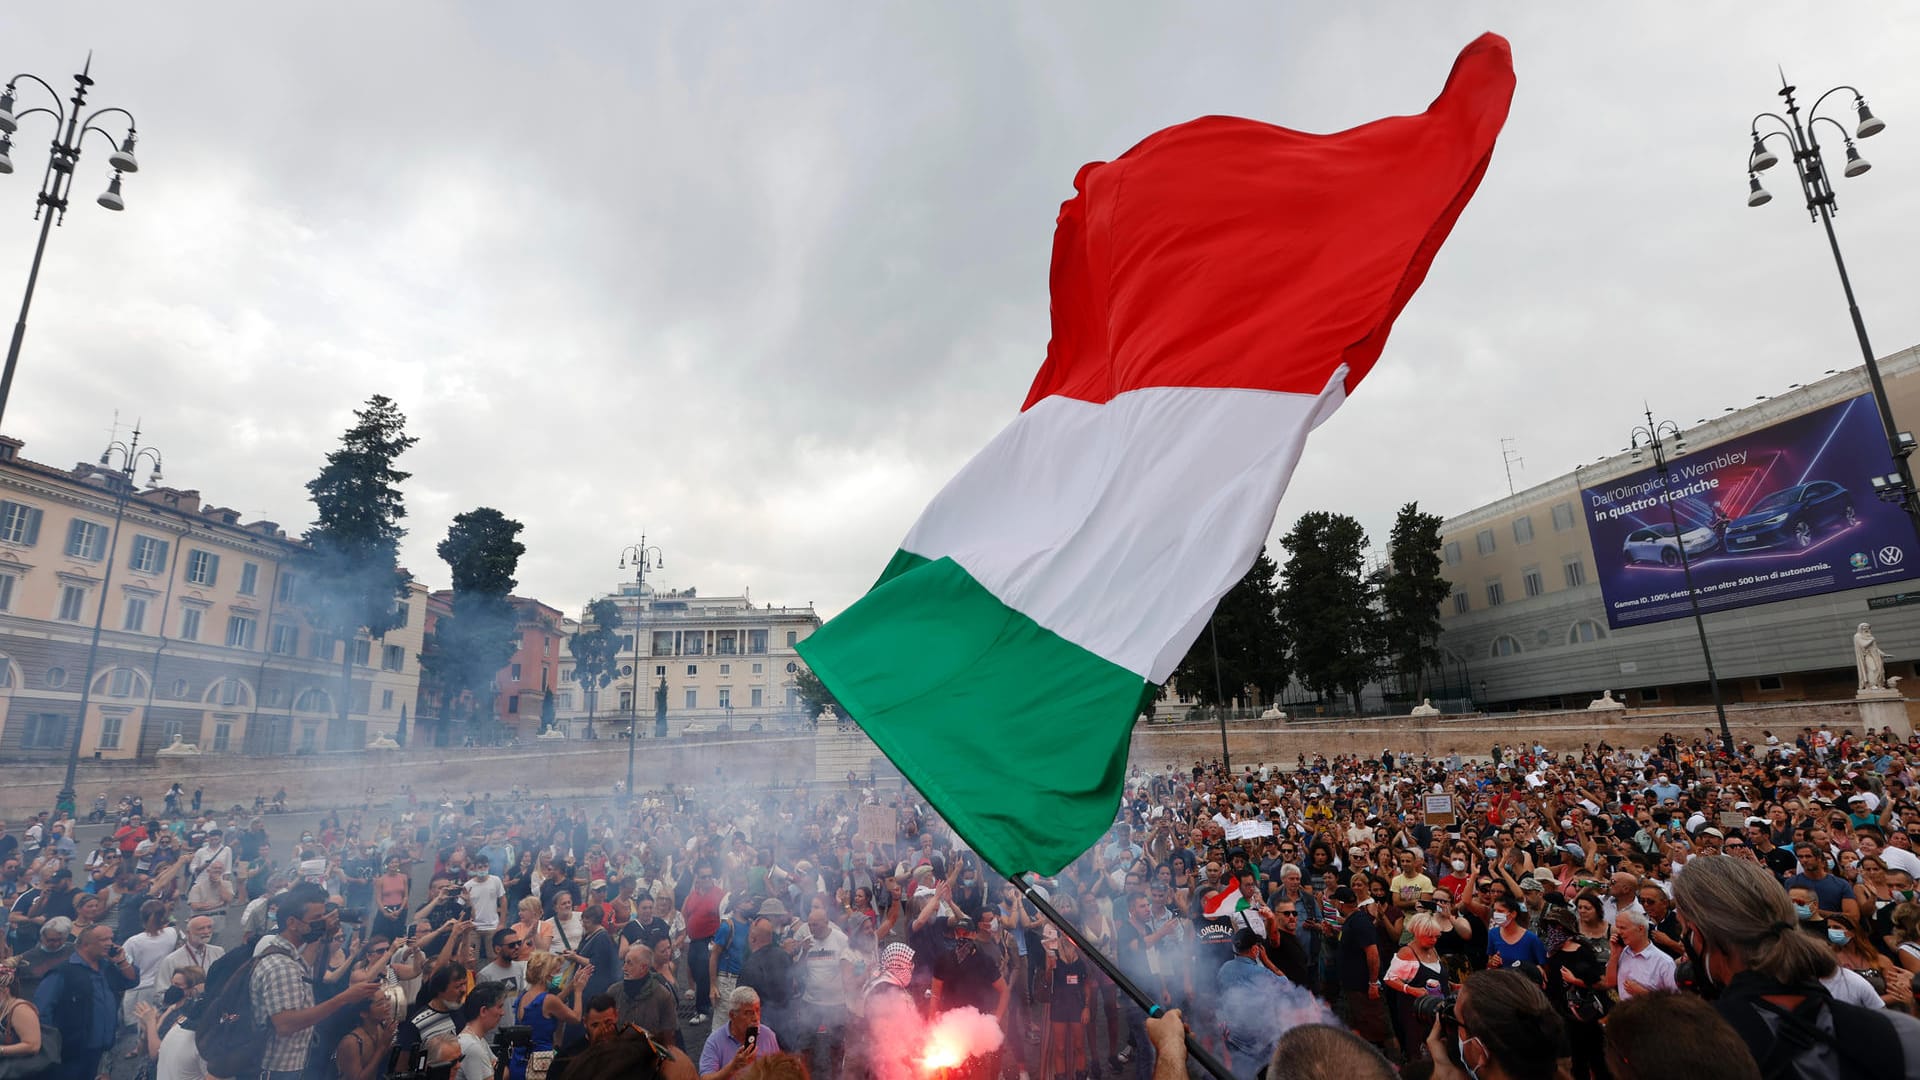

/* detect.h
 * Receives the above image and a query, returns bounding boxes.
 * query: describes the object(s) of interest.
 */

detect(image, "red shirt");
[683,885,725,939]
[114,823,147,853]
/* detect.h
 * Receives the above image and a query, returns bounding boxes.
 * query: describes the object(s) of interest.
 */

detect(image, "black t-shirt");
[1115,918,1152,991]
[1438,911,1487,974]
[1337,910,1379,991]
[932,944,1001,1013]
[623,917,671,950]
[1760,846,1797,881]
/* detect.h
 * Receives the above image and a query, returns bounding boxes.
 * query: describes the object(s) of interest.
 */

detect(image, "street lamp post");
[55,423,161,820]
[1629,408,1732,751]
[615,536,662,801]
[0,55,142,429]
[1745,75,1917,530]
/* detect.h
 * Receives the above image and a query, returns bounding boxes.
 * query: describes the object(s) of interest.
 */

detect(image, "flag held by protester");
[799,34,1516,877]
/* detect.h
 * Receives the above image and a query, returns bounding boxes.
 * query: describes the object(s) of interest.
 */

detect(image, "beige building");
[0,435,425,761]
[557,578,822,736]
[1436,346,1920,711]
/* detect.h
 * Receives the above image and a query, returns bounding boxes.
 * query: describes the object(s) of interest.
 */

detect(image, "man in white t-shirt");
[463,857,506,960]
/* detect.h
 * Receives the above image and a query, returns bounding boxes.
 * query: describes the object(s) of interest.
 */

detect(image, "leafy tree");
[301,395,417,750]
[418,508,525,745]
[1275,512,1377,710]
[568,598,622,739]
[540,687,557,733]
[794,665,841,723]
[1172,547,1288,708]
[1375,502,1451,701]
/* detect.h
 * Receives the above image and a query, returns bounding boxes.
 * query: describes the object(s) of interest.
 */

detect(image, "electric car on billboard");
[1722,480,1857,552]
[1621,522,1718,565]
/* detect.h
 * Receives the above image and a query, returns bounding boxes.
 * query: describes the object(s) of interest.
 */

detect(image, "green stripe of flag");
[797,553,1150,876]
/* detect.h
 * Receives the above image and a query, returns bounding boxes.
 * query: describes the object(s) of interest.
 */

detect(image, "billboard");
[1582,393,1920,629]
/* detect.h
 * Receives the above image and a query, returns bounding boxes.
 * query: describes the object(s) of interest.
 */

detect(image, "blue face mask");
[1793,902,1813,921]
[1828,928,1850,946]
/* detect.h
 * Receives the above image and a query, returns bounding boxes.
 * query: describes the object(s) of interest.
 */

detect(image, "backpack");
[196,943,294,1079]
[1720,983,1907,1080]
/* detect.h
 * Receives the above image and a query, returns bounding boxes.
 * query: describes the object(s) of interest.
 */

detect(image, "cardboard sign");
[1719,811,1749,832]
[1423,795,1456,826]
[1223,820,1274,841]
[856,806,897,847]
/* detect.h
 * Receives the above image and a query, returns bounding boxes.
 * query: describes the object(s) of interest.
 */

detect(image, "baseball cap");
[1231,928,1262,953]
[589,879,607,891]
[1329,887,1358,904]
[757,899,790,918]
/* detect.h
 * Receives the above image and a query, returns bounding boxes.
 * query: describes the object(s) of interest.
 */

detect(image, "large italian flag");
[800,34,1514,877]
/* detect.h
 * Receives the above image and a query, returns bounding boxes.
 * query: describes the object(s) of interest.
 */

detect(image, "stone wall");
[0,733,816,819]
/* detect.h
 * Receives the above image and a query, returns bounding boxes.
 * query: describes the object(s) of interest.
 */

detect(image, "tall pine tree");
[302,395,417,750]
[1376,502,1452,702]
[419,508,525,745]
[1275,512,1376,711]
[568,598,622,739]
[1172,547,1287,709]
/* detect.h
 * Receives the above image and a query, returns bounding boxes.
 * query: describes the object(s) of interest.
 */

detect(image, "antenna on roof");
[1500,437,1524,496]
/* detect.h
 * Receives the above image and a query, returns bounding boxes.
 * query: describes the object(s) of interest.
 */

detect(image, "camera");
[1413,991,1459,1030]
[326,903,367,925]
[492,1025,533,1054]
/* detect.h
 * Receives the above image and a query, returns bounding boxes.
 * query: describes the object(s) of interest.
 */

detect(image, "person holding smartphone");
[32,922,139,1080]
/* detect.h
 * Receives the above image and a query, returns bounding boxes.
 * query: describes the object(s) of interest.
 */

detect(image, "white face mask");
[1451,859,1467,872]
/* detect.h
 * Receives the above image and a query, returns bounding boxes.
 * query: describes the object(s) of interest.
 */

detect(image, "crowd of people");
[2,720,1920,1079]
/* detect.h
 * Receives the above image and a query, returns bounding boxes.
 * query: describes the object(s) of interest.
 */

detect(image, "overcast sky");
[5,3,1919,620]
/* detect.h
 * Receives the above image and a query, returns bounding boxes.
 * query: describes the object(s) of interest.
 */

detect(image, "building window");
[225,614,257,650]
[381,689,394,710]
[718,663,731,676]
[1568,620,1605,644]
[786,687,800,709]
[685,688,698,709]
[751,662,763,675]
[181,607,204,642]
[1452,591,1469,615]
[619,689,634,712]
[686,664,697,676]
[653,631,674,656]
[1490,634,1522,657]
[129,535,168,574]
[0,573,14,611]
[276,572,302,604]
[44,666,67,689]
[1522,568,1544,598]
[655,665,666,677]
[106,668,137,697]
[238,562,258,595]
[56,584,87,622]
[0,501,43,545]
[383,644,404,671]
[1485,581,1505,607]
[1757,674,1785,692]
[218,678,247,707]
[1563,560,1586,588]
[750,688,763,707]
[507,696,520,714]
[1475,529,1496,556]
[299,726,317,752]
[123,595,148,632]
[748,629,768,654]
[186,550,219,586]
[1637,687,1661,703]
[213,721,232,752]
[21,714,65,749]
[394,601,409,626]
[620,665,633,678]
[785,631,798,647]
[98,714,123,750]
[1513,516,1535,545]
[1443,541,1462,565]
[1552,503,1576,532]
[353,638,371,666]
[270,624,298,655]
[683,633,704,656]
[65,519,107,560]
[618,634,635,654]
[718,688,731,709]
[310,635,333,661]
[510,662,522,682]
[295,688,330,713]
[717,631,738,656]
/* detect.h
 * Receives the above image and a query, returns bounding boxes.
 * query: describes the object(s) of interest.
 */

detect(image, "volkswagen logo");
[1880,545,1906,566]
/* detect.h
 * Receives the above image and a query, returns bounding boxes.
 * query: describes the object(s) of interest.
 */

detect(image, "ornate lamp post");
[615,537,662,800]
[0,55,142,428]
[1629,409,1732,751]
[1745,75,1915,529]
[55,423,161,819]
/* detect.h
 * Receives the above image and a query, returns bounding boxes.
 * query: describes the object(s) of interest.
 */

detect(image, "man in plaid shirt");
[250,883,378,1079]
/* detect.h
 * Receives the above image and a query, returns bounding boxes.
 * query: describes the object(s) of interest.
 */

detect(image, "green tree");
[1275,512,1377,711]
[418,508,525,745]
[1172,547,1288,709]
[568,597,622,740]
[794,665,841,723]
[1375,502,1451,702]
[540,687,557,733]
[301,395,417,750]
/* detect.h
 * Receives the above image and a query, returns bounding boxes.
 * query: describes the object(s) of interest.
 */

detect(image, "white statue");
[1586,690,1625,711]
[1409,698,1441,717]
[1855,622,1890,690]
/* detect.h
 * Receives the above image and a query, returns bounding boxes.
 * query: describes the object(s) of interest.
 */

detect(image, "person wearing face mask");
[248,884,380,1080]
[1423,969,1568,1080]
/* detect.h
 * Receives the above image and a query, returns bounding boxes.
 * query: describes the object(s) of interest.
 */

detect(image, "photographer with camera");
[459,981,512,1080]
[1422,969,1567,1080]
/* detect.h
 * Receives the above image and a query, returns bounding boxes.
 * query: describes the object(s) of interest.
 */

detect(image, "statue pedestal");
[1854,688,1912,740]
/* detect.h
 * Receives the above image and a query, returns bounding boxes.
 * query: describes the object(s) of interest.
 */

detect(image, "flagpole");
[1015,874,1233,1080]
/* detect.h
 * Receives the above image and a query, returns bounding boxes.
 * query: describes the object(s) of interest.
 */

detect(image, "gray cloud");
[4,3,1919,618]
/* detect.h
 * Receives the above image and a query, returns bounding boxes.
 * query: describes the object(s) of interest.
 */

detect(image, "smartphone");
[744,1030,758,1053]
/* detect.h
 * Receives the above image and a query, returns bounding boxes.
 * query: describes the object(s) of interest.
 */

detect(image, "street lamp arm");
[80,105,134,132]
[1807,115,1852,148]
[1808,85,1866,122]
[1750,113,1798,143]
[7,106,61,131]
[79,124,125,155]
[6,74,66,121]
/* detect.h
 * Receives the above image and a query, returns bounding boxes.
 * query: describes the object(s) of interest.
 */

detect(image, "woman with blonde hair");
[1888,900,1920,975]
[512,896,545,952]
[0,963,44,1067]
[1383,910,1451,1059]
[511,951,592,1080]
